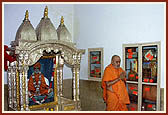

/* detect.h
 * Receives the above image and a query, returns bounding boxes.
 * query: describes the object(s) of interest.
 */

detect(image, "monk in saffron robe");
[102,55,130,111]
[28,62,50,96]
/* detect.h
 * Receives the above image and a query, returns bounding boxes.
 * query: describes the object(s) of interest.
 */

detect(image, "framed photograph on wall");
[88,48,104,81]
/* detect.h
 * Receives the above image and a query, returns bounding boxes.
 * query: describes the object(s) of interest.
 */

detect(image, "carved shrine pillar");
[54,55,59,110]
[58,55,64,97]
[18,52,29,111]
[72,53,82,110]
[7,62,14,109]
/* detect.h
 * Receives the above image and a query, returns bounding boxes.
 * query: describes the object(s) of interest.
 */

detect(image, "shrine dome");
[56,16,72,43]
[15,10,37,45]
[36,6,58,41]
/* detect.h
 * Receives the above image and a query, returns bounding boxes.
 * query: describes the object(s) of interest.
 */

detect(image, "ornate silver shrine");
[7,6,85,111]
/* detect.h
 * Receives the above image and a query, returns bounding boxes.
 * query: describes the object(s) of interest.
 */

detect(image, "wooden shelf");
[126,81,138,84]
[142,82,157,85]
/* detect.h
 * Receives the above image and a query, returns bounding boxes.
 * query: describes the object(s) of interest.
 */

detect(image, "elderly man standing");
[102,55,130,111]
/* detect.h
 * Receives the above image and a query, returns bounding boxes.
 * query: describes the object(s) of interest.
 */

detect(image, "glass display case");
[123,42,161,111]
[88,48,103,81]
[125,47,139,82]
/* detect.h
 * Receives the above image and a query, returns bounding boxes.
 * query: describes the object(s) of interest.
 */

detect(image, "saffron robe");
[28,73,49,96]
[102,64,130,111]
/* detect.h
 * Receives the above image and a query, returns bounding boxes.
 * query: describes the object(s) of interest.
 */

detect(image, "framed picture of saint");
[28,56,56,107]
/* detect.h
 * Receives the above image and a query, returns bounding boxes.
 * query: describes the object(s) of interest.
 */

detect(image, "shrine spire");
[61,16,64,26]
[44,6,48,18]
[24,10,29,21]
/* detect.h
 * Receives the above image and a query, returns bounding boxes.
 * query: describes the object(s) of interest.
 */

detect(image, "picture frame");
[28,55,57,110]
[88,48,104,81]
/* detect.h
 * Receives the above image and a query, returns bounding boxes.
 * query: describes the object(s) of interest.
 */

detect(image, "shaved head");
[111,55,121,69]
[111,55,120,63]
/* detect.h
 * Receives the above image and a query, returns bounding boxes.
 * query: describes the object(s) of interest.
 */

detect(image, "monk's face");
[112,56,121,69]
[34,67,40,74]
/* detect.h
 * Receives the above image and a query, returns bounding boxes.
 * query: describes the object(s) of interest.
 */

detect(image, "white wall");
[3,3,165,88]
[74,4,165,88]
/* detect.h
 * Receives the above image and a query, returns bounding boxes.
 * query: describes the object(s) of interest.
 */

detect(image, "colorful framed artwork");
[88,48,103,81]
[28,56,57,110]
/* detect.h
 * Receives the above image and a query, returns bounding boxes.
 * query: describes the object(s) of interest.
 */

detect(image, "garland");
[30,73,54,104]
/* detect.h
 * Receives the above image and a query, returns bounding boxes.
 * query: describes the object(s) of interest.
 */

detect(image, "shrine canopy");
[10,6,84,67]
